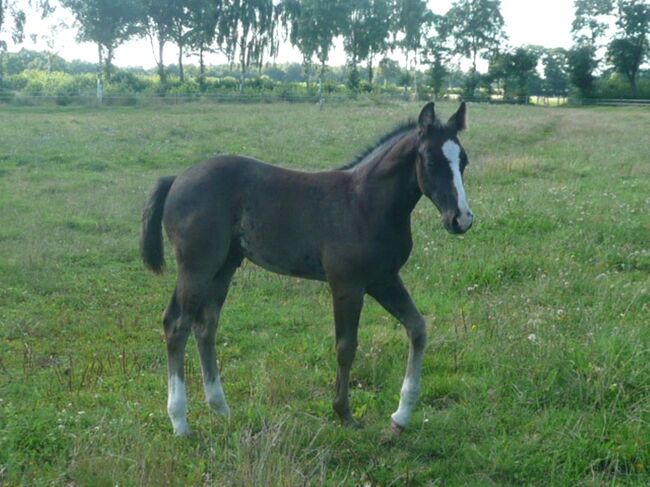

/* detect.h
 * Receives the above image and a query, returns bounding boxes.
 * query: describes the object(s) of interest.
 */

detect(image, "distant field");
[0,101,648,485]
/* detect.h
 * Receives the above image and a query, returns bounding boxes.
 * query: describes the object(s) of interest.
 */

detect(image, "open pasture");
[0,101,649,485]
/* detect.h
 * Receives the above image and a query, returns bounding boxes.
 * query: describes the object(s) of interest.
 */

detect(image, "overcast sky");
[5,0,576,69]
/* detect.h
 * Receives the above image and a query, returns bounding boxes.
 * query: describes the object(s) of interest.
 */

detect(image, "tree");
[0,0,27,86]
[607,0,649,98]
[282,0,347,95]
[342,0,391,86]
[219,0,277,94]
[375,57,404,85]
[542,48,569,98]
[572,0,615,45]
[422,20,451,100]
[570,0,615,98]
[443,0,506,97]
[568,45,598,97]
[186,0,222,89]
[62,0,142,83]
[392,0,434,96]
[141,0,185,86]
[0,1,27,47]
[39,15,68,74]
[489,46,539,101]
[167,0,193,82]
[426,50,448,99]
[362,0,391,84]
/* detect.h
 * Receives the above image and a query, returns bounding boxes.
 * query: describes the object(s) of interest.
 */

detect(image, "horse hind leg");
[164,262,228,435]
[163,287,192,436]
[193,256,240,417]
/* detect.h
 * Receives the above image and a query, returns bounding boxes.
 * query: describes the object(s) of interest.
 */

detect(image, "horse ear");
[418,102,436,131]
[448,102,467,132]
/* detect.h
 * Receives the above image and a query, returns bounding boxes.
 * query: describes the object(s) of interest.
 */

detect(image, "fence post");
[96,79,103,105]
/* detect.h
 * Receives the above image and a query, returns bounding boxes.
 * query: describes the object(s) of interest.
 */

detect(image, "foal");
[141,102,474,435]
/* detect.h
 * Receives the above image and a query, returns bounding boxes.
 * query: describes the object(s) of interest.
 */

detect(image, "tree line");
[1,0,648,99]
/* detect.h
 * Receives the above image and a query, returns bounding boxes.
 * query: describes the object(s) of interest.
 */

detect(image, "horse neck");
[353,131,422,220]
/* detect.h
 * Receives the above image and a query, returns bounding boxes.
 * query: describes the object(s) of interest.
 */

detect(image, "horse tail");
[140,176,176,274]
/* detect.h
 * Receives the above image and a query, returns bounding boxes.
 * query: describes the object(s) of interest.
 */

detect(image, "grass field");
[0,100,649,486]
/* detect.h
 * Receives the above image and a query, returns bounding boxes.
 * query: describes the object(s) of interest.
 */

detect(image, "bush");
[593,74,650,99]
[248,75,275,91]
[168,79,201,96]
[110,71,148,93]
[220,76,239,91]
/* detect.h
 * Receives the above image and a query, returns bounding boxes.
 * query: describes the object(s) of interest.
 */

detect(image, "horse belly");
[238,222,326,281]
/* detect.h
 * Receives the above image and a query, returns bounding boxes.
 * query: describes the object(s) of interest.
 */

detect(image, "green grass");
[0,101,648,485]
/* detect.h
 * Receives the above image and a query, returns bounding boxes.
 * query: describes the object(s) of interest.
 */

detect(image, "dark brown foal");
[141,102,474,436]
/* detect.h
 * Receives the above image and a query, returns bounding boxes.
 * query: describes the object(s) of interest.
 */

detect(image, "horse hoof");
[348,419,363,430]
[341,416,363,430]
[209,402,231,418]
[173,425,192,437]
[391,419,405,436]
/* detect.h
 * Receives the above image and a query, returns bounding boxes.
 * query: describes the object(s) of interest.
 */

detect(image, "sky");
[3,0,577,70]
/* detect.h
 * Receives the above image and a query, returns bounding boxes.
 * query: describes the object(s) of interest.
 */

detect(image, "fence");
[1,90,649,108]
[0,90,415,107]
[570,98,650,107]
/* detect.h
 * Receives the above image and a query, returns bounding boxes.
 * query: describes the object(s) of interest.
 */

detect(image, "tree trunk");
[367,53,373,84]
[470,49,478,97]
[319,59,326,97]
[199,45,206,92]
[178,43,184,82]
[158,36,166,86]
[412,53,418,100]
[302,56,311,92]
[630,73,638,99]
[96,44,104,104]
[104,45,114,83]
[239,34,247,94]
[403,51,409,98]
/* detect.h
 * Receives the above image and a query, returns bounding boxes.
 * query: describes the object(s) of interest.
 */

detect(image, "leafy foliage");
[607,0,650,97]
[488,46,540,100]
[442,0,506,96]
[282,0,348,92]
[568,45,599,97]
[342,0,391,85]
[572,0,615,45]
[0,0,647,100]
[61,0,142,81]
[542,48,570,97]
[219,0,277,93]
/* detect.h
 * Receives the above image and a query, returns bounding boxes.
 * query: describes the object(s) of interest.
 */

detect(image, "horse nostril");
[452,216,462,232]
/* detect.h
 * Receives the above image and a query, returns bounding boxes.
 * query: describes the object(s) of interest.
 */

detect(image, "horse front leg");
[368,276,426,434]
[329,281,365,428]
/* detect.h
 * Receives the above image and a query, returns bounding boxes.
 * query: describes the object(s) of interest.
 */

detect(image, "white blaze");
[167,374,190,436]
[442,140,473,230]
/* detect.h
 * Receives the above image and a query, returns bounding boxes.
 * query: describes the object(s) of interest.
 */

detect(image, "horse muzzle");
[443,210,474,234]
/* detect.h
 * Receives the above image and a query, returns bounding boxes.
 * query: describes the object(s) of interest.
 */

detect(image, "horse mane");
[339,120,417,170]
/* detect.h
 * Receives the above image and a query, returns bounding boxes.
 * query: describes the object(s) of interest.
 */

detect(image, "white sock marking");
[391,376,421,427]
[167,374,190,436]
[391,349,424,428]
[442,140,473,231]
